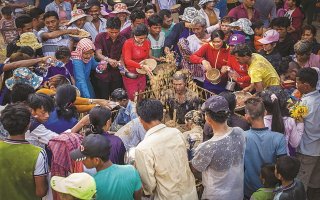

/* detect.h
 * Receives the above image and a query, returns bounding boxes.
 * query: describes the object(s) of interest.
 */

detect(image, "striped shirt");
[83,18,107,41]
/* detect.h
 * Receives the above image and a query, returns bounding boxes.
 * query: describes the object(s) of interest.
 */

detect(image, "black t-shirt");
[275,35,295,57]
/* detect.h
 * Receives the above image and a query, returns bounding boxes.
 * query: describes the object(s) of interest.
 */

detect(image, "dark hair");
[47,74,71,89]
[15,15,33,29]
[205,110,230,123]
[221,16,235,24]
[55,46,71,59]
[219,91,236,113]
[111,88,128,101]
[106,17,121,30]
[231,43,253,57]
[252,20,264,30]
[55,85,78,120]
[1,6,13,16]
[28,93,54,112]
[148,14,163,27]
[302,24,317,36]
[137,98,163,123]
[270,17,291,28]
[297,68,318,88]
[158,9,171,20]
[244,97,265,120]
[18,46,35,57]
[211,30,225,41]
[11,83,35,103]
[1,103,31,136]
[130,9,145,22]
[132,23,148,36]
[276,156,300,181]
[292,0,301,7]
[87,106,112,135]
[260,164,279,188]
[43,11,59,21]
[29,7,44,19]
[145,4,155,12]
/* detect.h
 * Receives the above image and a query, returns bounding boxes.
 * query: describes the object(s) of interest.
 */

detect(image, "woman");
[72,38,100,98]
[122,24,151,100]
[110,3,131,31]
[67,9,92,29]
[294,40,320,68]
[284,0,304,41]
[145,4,156,19]
[44,84,78,134]
[301,24,320,55]
[198,0,220,33]
[190,30,229,93]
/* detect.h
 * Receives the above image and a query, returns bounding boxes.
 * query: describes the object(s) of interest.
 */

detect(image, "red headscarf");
[71,38,95,63]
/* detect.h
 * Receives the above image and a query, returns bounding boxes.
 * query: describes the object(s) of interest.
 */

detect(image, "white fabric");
[26,124,59,147]
[198,8,220,34]
[34,149,49,176]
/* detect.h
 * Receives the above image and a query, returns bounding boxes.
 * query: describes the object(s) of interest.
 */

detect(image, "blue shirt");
[44,109,78,134]
[244,127,287,198]
[215,0,227,17]
[94,164,142,200]
[113,101,138,126]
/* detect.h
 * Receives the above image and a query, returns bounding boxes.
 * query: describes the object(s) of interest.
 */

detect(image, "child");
[0,6,18,44]
[250,164,279,200]
[274,156,306,200]
[147,14,165,61]
[220,16,235,43]
[252,20,264,52]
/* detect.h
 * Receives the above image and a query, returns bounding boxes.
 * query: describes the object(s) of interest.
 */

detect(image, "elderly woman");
[294,40,320,69]
[178,16,211,86]
[198,0,220,33]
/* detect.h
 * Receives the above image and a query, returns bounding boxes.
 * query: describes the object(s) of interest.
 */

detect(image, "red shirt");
[122,38,151,73]
[228,4,260,22]
[227,55,251,88]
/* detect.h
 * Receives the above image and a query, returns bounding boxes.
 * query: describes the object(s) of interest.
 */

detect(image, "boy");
[252,20,264,52]
[220,16,234,42]
[148,14,165,61]
[0,6,18,44]
[274,156,306,200]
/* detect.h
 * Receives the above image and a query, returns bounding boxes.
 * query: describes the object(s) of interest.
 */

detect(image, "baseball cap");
[228,34,246,46]
[71,134,111,161]
[51,173,96,200]
[201,95,230,113]
[258,29,280,44]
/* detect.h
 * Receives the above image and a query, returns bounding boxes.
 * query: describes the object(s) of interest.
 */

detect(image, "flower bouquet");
[289,102,308,121]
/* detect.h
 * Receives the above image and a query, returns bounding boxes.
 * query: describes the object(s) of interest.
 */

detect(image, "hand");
[141,64,154,77]
[107,58,119,68]
[79,114,90,126]
[221,65,230,74]
[229,70,240,80]
[201,60,211,71]
[67,29,80,35]
[94,99,112,109]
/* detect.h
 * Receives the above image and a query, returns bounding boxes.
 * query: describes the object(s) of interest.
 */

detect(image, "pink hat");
[258,29,280,44]
[111,3,131,15]
[68,9,93,25]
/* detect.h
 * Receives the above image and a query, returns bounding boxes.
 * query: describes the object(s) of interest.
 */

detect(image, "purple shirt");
[103,132,126,165]
[120,26,132,39]
[45,60,74,82]
[228,4,260,22]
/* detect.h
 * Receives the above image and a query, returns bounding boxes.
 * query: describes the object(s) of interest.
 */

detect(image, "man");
[231,44,280,92]
[159,9,175,37]
[71,134,142,200]
[94,17,126,99]
[83,0,107,41]
[192,95,246,200]
[29,7,45,36]
[228,0,260,22]
[295,68,320,200]
[135,99,197,199]
[270,17,296,57]
[243,97,287,198]
[121,9,145,39]
[155,0,176,11]
[38,11,78,56]
[254,0,276,27]
[0,103,48,199]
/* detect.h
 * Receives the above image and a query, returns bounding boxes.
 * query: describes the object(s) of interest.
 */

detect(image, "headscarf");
[71,38,95,63]
[185,110,205,126]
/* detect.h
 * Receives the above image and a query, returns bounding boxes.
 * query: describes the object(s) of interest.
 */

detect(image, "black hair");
[137,98,163,123]
[302,24,317,36]
[28,93,54,113]
[270,17,291,28]
[106,17,121,30]
[231,43,253,57]
[278,56,293,75]
[129,9,145,22]
[111,88,128,101]
[1,103,31,136]
[219,91,236,113]
[43,11,59,21]
[11,83,35,103]
[87,106,112,135]
[211,30,225,41]
[132,23,148,36]
[158,9,171,20]
[252,20,264,30]
[145,4,155,12]
[55,85,78,120]
[260,164,279,188]
[15,15,33,29]
[244,97,266,120]
[1,6,13,16]
[29,7,44,19]
[221,16,235,24]
[276,156,300,181]
[297,68,318,88]
[292,0,301,7]
[18,46,35,57]
[205,110,230,123]
[55,46,71,60]
[147,14,163,27]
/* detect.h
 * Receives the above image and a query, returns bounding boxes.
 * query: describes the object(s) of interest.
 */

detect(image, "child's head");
[252,20,264,36]
[220,16,234,34]
[145,4,155,19]
[1,6,13,19]
[301,24,317,43]
[28,93,54,123]
[260,164,279,188]
[296,68,318,94]
[244,97,266,122]
[147,14,163,36]
[275,156,300,182]
[55,46,71,64]
[285,61,301,81]
[270,17,290,39]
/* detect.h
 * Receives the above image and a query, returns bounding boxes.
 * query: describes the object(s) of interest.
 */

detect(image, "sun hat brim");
[68,15,93,25]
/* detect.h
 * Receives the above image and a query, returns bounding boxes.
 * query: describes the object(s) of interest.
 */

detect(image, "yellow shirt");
[135,124,198,200]
[248,53,280,88]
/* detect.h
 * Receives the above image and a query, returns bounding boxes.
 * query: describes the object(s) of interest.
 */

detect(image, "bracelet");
[89,99,93,104]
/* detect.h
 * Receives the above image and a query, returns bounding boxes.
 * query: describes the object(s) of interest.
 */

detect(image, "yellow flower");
[290,104,308,120]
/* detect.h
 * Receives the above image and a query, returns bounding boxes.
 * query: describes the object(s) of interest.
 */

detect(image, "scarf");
[71,38,95,63]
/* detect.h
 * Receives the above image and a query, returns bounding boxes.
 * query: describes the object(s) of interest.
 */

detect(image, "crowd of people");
[0,0,319,200]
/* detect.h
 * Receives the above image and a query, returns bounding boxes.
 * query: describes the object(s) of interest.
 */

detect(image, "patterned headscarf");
[71,38,95,63]
[185,110,204,126]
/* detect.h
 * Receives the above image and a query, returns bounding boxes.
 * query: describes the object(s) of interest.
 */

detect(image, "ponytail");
[270,94,285,134]
[86,106,112,136]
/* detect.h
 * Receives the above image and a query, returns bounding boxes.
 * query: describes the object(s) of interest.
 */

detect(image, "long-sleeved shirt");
[228,3,260,22]
[45,1,72,20]
[227,54,251,88]
[83,18,107,42]
[135,124,198,200]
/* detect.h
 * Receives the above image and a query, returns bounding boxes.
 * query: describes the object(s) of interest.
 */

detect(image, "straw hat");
[206,68,221,84]
[16,32,42,50]
[136,59,157,74]
[179,7,199,23]
[68,9,93,25]
[111,3,131,15]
